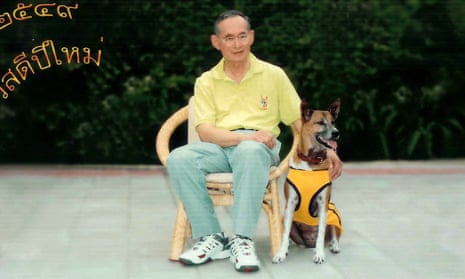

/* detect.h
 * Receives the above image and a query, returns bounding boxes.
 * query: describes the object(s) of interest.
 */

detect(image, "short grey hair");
[214,10,251,34]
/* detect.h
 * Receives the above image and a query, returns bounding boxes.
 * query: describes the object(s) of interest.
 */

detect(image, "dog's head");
[300,98,341,156]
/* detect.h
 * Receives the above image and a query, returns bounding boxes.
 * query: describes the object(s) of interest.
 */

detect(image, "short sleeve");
[277,69,301,125]
[193,75,216,128]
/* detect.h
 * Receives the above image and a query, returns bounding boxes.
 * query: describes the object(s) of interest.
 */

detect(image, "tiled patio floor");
[1,160,464,278]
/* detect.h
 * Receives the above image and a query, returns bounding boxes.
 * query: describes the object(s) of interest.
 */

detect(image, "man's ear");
[248,30,255,46]
[211,34,220,50]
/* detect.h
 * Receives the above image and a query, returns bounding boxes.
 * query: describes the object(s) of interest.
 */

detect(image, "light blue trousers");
[166,131,281,239]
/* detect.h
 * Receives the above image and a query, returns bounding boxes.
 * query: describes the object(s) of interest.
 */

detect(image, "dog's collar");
[297,151,325,164]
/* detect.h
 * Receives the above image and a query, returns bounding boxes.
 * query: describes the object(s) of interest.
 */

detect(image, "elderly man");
[166,10,342,273]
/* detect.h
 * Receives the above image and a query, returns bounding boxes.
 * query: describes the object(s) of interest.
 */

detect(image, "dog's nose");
[332,130,340,140]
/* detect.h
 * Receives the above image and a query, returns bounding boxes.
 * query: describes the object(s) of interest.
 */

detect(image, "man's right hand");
[251,130,276,149]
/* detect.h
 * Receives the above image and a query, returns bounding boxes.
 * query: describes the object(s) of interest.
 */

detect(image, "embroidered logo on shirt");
[260,96,268,110]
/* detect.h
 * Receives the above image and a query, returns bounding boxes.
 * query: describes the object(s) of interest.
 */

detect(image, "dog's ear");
[328,98,341,120]
[301,99,313,122]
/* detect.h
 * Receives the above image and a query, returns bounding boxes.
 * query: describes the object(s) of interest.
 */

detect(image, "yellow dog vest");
[287,168,343,235]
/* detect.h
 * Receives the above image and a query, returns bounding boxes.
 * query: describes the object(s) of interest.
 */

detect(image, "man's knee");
[166,142,225,170]
[166,146,193,169]
[236,140,268,155]
[232,140,280,167]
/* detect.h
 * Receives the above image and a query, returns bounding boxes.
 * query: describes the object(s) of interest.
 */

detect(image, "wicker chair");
[156,97,299,261]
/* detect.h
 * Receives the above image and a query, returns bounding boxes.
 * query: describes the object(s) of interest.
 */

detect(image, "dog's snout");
[332,130,340,140]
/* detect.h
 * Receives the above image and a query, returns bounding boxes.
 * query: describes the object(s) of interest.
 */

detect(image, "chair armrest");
[269,124,300,180]
[155,105,189,166]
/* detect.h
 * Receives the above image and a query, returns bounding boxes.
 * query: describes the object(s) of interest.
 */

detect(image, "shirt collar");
[211,53,264,81]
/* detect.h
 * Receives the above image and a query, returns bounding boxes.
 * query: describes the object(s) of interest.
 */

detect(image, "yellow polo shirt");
[193,53,301,137]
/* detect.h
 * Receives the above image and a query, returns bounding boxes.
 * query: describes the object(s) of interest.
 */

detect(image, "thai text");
[1,37,104,99]
[0,2,79,32]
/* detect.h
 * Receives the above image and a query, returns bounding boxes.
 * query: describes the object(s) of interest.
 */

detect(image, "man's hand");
[251,130,276,149]
[197,124,276,149]
[327,149,342,180]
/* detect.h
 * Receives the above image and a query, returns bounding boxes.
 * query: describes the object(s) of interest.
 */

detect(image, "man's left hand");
[327,149,342,180]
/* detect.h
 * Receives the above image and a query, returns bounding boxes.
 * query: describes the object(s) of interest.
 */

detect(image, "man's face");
[211,16,255,64]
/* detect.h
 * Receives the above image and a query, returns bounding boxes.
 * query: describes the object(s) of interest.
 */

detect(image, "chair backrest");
[187,97,200,144]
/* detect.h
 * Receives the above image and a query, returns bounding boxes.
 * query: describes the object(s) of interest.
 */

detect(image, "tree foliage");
[0,0,464,163]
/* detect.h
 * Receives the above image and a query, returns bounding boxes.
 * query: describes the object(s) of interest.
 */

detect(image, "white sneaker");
[228,235,260,272]
[178,232,229,265]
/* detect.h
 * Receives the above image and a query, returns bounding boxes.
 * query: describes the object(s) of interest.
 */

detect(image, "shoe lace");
[193,234,223,253]
[230,236,255,257]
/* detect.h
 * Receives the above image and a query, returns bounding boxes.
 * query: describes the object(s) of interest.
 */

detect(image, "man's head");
[211,10,255,64]
[213,10,251,34]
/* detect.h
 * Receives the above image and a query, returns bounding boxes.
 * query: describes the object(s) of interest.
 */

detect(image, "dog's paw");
[272,253,288,264]
[313,251,325,264]
[329,239,341,254]
[272,239,290,264]
[272,247,288,264]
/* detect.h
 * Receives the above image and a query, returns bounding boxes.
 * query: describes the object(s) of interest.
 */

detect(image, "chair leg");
[169,202,189,261]
[270,204,283,256]
[267,179,283,257]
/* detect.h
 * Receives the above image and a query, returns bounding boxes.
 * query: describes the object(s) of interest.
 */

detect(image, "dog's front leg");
[272,186,298,264]
[328,225,341,254]
[313,188,328,264]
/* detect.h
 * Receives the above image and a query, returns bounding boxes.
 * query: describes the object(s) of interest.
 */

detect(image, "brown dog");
[273,99,342,264]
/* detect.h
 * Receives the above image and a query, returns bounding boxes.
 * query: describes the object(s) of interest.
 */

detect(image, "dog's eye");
[316,121,325,126]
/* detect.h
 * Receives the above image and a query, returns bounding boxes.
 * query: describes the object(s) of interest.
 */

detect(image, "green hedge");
[0,0,464,163]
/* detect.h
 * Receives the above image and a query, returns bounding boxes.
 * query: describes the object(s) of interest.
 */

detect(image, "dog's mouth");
[316,135,338,150]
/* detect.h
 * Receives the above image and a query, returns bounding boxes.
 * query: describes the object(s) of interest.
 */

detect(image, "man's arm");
[327,149,343,180]
[197,123,276,149]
